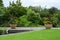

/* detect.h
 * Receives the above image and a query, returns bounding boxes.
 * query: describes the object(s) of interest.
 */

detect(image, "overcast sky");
[3,0,60,9]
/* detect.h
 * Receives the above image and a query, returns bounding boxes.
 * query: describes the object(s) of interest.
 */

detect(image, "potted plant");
[9,19,17,29]
[43,17,52,29]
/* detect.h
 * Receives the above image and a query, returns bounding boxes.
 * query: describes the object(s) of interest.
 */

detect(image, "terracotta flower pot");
[10,24,17,29]
[45,24,52,29]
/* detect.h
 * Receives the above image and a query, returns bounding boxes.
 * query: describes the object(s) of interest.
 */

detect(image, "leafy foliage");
[0,0,60,27]
[0,0,3,6]
[17,15,31,27]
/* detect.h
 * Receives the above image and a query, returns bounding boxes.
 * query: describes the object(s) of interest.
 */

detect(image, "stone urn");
[10,24,17,29]
[44,21,52,29]
[9,19,17,29]
[44,24,52,29]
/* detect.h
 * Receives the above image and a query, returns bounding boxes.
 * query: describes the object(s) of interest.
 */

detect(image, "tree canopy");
[0,0,60,27]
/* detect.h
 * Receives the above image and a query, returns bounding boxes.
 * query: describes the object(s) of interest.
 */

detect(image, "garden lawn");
[0,29,60,40]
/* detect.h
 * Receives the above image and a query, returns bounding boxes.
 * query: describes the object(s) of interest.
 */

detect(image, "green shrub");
[17,15,32,27]
[43,21,52,24]
[57,23,60,27]
[43,17,52,24]
[0,28,7,35]
[0,30,7,35]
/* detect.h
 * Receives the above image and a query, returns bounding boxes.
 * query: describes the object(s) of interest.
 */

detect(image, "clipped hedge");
[0,29,7,35]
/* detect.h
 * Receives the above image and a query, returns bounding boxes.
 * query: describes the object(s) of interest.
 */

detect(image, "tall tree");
[29,6,42,13]
[49,7,58,15]
[5,0,27,25]
[0,0,3,6]
[0,0,4,17]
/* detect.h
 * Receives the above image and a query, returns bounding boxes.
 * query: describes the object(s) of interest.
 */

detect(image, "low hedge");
[0,29,7,35]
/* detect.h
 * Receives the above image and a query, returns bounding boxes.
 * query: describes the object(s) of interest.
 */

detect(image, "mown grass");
[0,29,60,40]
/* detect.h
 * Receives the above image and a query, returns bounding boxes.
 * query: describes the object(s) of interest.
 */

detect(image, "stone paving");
[7,27,45,31]
[0,27,60,30]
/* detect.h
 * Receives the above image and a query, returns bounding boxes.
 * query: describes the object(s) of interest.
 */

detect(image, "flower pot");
[10,24,17,29]
[44,24,52,29]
